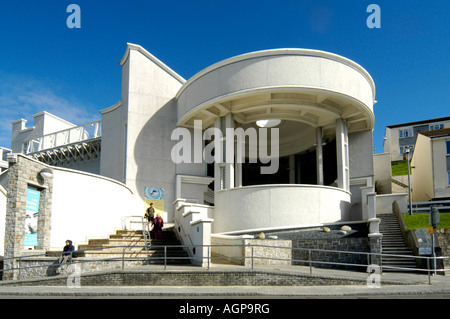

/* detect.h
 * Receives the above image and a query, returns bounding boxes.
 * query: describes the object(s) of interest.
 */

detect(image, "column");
[214,117,222,192]
[316,127,324,185]
[214,114,235,191]
[235,136,243,187]
[289,155,295,184]
[336,119,349,192]
[224,113,235,189]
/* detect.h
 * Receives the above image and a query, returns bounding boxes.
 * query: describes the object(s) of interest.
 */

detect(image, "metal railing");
[23,120,102,154]
[406,200,450,213]
[1,244,448,285]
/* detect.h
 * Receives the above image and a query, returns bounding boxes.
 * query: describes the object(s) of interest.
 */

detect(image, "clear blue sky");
[0,0,448,153]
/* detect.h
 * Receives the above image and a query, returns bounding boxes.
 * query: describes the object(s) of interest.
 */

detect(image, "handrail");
[121,215,144,230]
[1,244,448,285]
[24,120,102,154]
[404,199,450,213]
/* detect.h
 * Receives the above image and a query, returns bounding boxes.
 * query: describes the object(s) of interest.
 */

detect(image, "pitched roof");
[418,128,450,138]
[387,116,450,129]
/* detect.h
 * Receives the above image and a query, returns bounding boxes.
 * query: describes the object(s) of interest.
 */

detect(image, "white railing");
[24,120,102,154]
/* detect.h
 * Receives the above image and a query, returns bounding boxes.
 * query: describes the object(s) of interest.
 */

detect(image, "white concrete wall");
[375,193,407,215]
[174,202,214,265]
[212,184,351,234]
[349,130,374,180]
[373,153,392,194]
[177,49,375,128]
[431,138,450,199]
[411,134,434,201]
[117,44,185,223]
[100,101,128,183]
[50,167,136,250]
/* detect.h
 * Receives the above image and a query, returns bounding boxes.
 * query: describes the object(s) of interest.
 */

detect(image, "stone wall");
[436,228,450,269]
[3,257,148,281]
[292,237,371,272]
[243,239,292,266]
[1,269,374,287]
[3,154,53,280]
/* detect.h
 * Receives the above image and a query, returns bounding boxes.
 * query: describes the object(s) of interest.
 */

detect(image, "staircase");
[76,227,191,265]
[379,214,418,272]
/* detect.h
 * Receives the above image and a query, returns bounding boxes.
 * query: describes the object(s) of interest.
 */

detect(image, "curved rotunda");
[175,49,376,234]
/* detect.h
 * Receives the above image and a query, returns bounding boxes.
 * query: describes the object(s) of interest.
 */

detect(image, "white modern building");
[3,44,384,266]
[384,117,450,162]
[411,128,450,202]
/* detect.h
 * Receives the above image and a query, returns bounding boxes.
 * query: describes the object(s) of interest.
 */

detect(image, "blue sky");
[0,0,448,153]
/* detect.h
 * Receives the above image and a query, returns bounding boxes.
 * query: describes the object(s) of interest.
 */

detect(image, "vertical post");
[406,147,413,215]
[122,247,125,271]
[316,127,324,185]
[431,233,436,276]
[164,246,167,270]
[309,250,312,275]
[251,246,254,270]
[207,245,210,270]
[336,119,349,192]
[214,117,222,192]
[224,113,235,190]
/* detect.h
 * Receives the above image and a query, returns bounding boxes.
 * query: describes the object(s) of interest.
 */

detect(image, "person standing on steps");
[153,213,164,239]
[145,203,155,233]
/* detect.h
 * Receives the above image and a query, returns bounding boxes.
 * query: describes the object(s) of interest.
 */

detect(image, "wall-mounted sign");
[25,188,40,246]
[144,187,165,216]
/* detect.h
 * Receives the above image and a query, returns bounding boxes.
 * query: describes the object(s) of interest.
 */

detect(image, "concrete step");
[71,228,191,265]
[379,214,418,272]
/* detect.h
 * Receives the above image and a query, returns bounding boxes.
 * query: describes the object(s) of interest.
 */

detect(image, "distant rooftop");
[386,116,450,129]
[418,128,450,138]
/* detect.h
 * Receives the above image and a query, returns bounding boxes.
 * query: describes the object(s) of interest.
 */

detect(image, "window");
[429,123,444,131]
[399,128,413,139]
[447,140,450,155]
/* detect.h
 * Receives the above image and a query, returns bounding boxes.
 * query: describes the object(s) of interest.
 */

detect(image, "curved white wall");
[213,185,351,234]
[177,49,375,126]
[50,167,136,250]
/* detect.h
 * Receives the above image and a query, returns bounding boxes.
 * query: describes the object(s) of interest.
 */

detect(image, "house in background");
[384,116,450,162]
[411,128,450,202]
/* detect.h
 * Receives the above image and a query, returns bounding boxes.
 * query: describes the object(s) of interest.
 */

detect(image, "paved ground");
[0,263,449,298]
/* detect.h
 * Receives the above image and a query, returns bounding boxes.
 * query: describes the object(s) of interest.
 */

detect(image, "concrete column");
[235,138,243,187]
[224,113,235,189]
[289,155,295,184]
[336,119,349,191]
[214,117,222,192]
[316,127,324,185]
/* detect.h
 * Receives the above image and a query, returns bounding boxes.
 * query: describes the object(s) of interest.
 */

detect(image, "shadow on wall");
[347,202,362,221]
[340,199,353,221]
[133,99,178,217]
